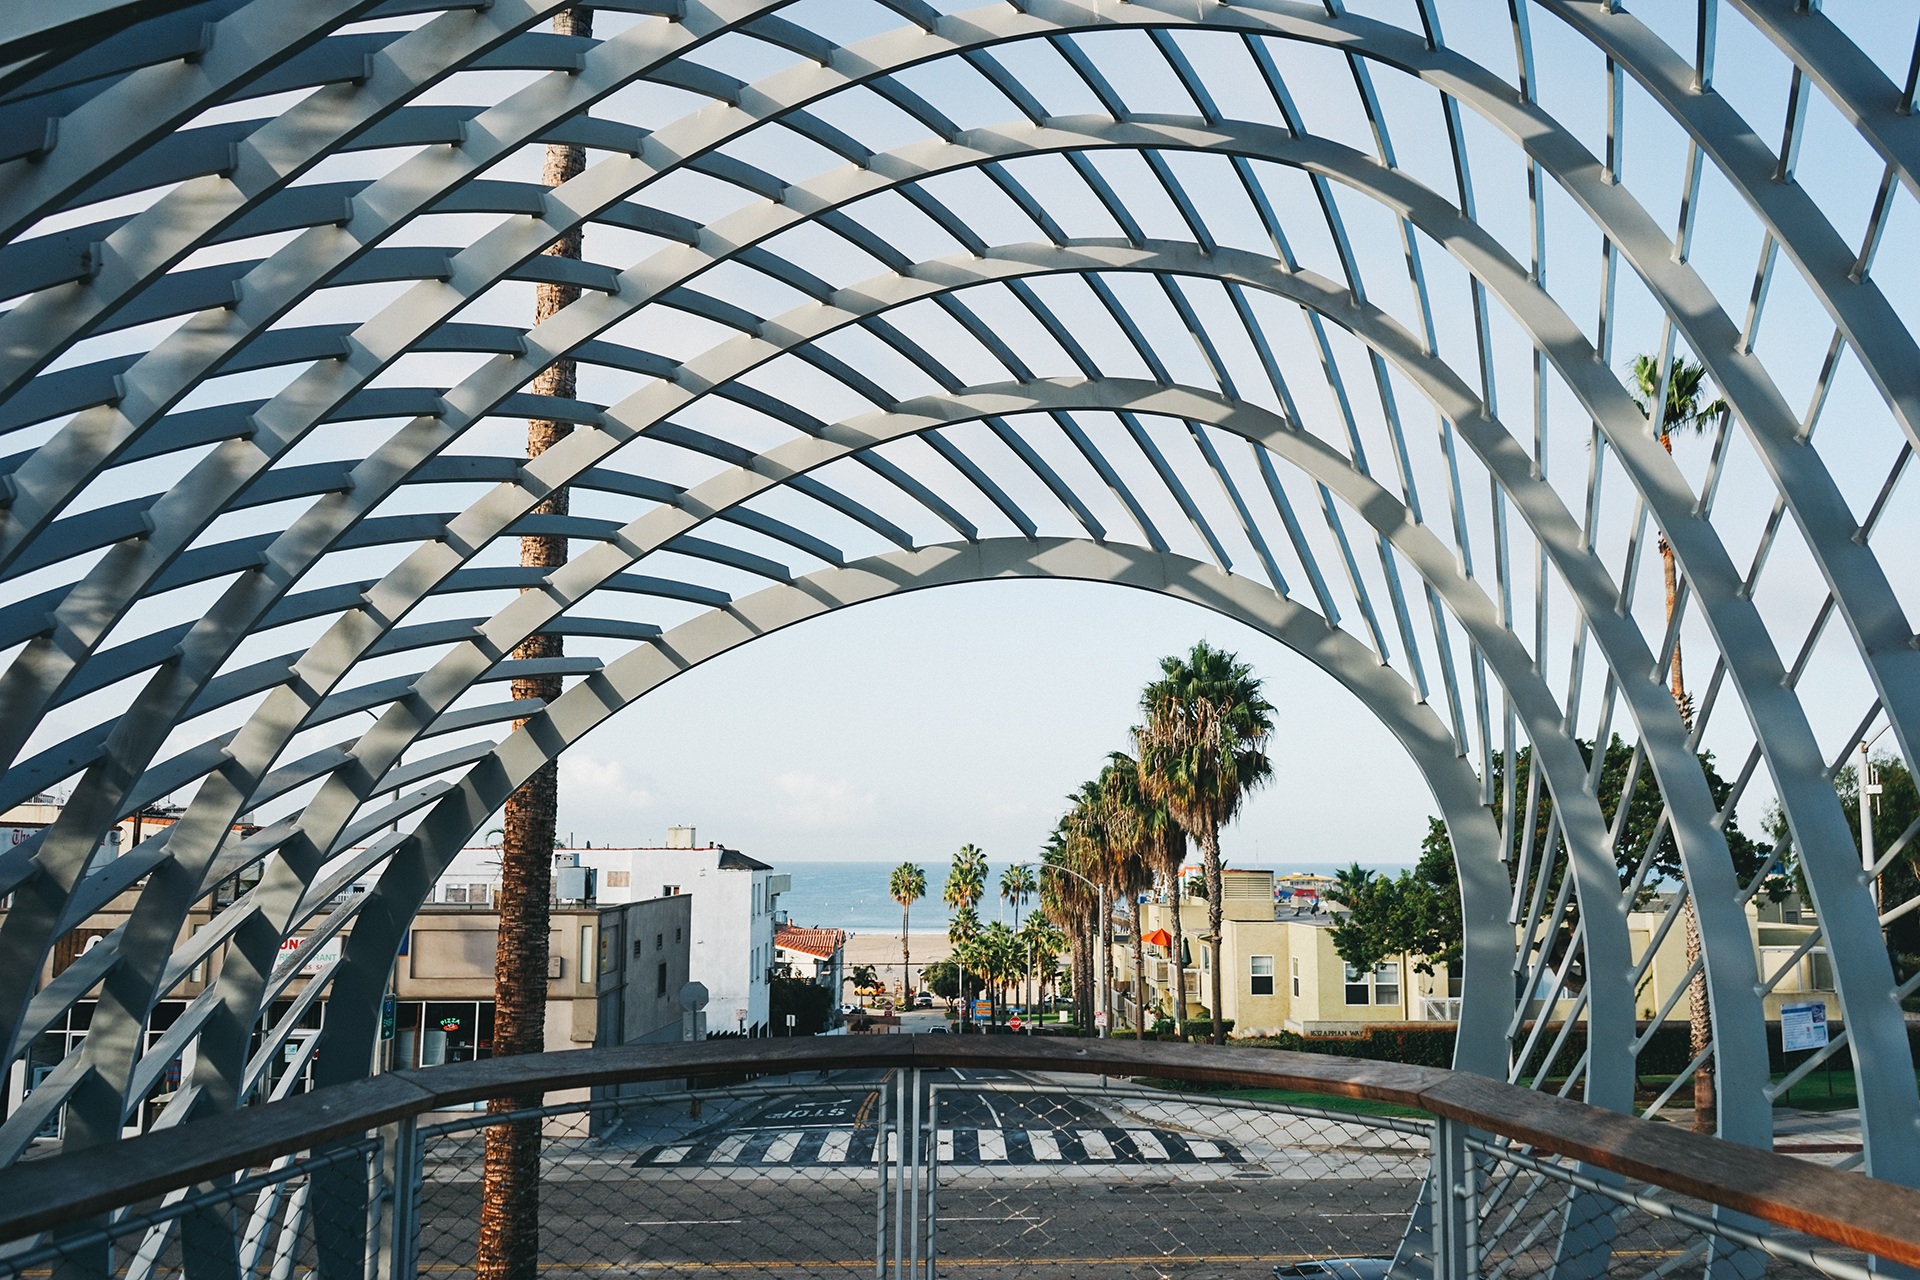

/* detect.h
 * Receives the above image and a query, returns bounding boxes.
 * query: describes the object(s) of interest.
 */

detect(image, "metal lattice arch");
[0,0,1916,1183]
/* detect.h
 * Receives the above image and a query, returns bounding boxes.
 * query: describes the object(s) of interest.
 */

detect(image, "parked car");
[925,1024,949,1034]
[837,1002,859,1017]
[914,992,934,1008]
[1274,1260,1392,1280]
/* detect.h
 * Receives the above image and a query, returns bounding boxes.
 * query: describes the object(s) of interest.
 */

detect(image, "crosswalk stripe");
[765,1132,801,1162]
[710,1134,749,1164]
[1127,1130,1168,1160]
[937,1129,955,1162]
[1188,1139,1222,1159]
[1077,1130,1115,1160]
[977,1130,1006,1162]
[1027,1131,1062,1161]
[819,1131,851,1163]
[652,1146,691,1165]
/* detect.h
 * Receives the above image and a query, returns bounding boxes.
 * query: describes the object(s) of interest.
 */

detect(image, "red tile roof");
[775,925,846,959]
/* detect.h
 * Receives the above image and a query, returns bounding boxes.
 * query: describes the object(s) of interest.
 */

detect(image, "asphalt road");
[411,1066,1430,1278]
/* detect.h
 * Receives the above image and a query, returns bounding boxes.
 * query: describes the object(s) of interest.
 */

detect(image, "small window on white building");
[663,884,679,897]
[606,870,630,888]
[579,926,594,978]
[1373,962,1401,1006]
[1344,962,1370,1005]
[1290,956,1301,998]
[443,884,467,904]
[1250,955,1274,996]
[469,884,489,905]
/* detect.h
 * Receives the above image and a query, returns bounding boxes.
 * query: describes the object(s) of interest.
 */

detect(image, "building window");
[606,870,630,888]
[663,884,679,897]
[1290,956,1301,998]
[675,927,682,942]
[656,933,664,951]
[657,962,668,996]
[1344,963,1370,1006]
[1250,955,1274,996]
[443,884,467,904]
[1373,962,1401,1006]
[579,926,594,978]
[632,938,643,959]
[469,884,489,905]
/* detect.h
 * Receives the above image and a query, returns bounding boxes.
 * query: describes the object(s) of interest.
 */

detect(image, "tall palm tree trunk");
[900,905,910,1004]
[1200,827,1226,1044]
[1659,425,1713,1136]
[479,14,589,1278]
[1166,873,1189,1038]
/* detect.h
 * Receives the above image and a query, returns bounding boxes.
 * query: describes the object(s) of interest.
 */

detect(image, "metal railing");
[0,1038,1915,1280]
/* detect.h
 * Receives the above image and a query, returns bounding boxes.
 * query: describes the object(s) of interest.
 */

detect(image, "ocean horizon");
[773,858,1413,934]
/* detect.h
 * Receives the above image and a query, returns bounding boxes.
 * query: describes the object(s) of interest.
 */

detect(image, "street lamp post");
[1023,862,1110,1038]
[1861,724,1892,914]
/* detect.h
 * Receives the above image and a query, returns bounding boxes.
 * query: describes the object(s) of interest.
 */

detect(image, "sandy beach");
[843,931,953,987]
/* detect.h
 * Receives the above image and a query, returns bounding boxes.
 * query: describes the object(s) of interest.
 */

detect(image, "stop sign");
[1009,1014,1023,1032]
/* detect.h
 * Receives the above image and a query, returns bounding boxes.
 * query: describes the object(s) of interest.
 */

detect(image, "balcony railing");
[0,1038,1915,1280]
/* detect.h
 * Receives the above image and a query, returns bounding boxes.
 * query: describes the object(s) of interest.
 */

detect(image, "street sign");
[1093,1010,1109,1028]
[380,993,395,1041]
[973,999,991,1020]
[785,1014,796,1029]
[1782,1001,1829,1053]
[1009,1014,1023,1032]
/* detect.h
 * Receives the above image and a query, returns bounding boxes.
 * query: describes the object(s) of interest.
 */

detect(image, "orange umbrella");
[1142,928,1174,948]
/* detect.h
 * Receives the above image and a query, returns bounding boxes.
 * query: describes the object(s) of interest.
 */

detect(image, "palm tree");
[1000,865,1038,1009]
[1631,353,1727,1134]
[1040,823,1097,1031]
[889,862,926,1002]
[945,845,987,1028]
[1136,641,1275,1044]
[1100,753,1159,1033]
[948,902,982,1028]
[481,15,591,1276]
[979,921,1020,1020]
[1063,778,1119,1034]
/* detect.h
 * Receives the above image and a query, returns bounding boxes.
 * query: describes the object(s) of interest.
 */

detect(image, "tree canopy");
[1332,736,1776,978]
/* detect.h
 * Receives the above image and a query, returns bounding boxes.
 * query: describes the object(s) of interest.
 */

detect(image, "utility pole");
[1861,737,1885,913]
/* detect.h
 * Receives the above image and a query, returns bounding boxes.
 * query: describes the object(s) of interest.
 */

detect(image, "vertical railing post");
[1430,1116,1477,1280]
[923,1083,939,1280]
[907,1070,923,1280]
[891,1071,907,1280]
[873,1080,889,1280]
[373,1118,418,1280]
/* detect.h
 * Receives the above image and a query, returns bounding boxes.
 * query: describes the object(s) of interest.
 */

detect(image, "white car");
[1274,1260,1393,1280]
[837,1002,859,1017]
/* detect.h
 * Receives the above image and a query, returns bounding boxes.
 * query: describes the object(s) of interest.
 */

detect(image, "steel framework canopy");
[0,0,1916,1183]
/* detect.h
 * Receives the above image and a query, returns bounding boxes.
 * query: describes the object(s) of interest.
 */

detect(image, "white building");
[575,828,788,1037]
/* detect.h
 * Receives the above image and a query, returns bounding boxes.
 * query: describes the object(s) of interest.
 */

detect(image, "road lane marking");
[819,1130,851,1162]
[765,1131,800,1162]
[977,1129,1006,1161]
[1028,1130,1062,1160]
[1077,1129,1115,1160]
[650,1146,691,1165]
[710,1133,749,1164]
[1125,1130,1167,1160]
[938,1129,955,1162]
[1188,1139,1222,1159]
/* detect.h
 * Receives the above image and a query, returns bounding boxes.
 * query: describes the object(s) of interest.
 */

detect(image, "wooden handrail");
[0,1037,1913,1265]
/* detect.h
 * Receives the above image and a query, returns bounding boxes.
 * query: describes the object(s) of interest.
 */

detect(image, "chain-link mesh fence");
[0,1068,1892,1280]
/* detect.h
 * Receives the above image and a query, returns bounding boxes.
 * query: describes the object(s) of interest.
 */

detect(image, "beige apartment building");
[1120,868,1838,1037]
